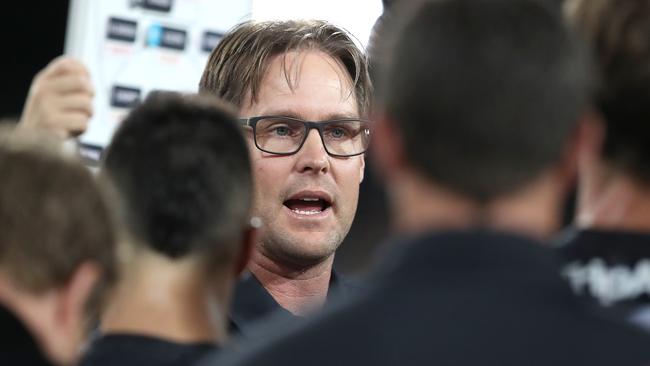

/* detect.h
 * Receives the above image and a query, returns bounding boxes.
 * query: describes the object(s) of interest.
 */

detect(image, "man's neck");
[390,169,563,241]
[577,166,650,231]
[101,249,230,344]
[248,250,334,316]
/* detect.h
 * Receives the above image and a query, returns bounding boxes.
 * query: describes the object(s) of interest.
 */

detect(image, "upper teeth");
[301,198,319,202]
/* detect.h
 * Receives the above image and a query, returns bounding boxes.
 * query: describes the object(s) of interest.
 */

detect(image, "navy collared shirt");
[229,270,355,337]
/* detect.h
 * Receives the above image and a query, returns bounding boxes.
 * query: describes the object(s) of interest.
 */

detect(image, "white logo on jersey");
[562,259,650,305]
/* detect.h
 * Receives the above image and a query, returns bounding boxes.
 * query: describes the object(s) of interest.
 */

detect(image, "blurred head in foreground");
[0,128,116,365]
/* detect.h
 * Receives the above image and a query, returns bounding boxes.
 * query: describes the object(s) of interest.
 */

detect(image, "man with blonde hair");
[200,19,371,333]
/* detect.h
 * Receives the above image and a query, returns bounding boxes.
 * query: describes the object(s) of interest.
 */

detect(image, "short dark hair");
[102,92,252,260]
[569,0,650,181]
[377,0,593,201]
[199,19,372,117]
[0,129,116,293]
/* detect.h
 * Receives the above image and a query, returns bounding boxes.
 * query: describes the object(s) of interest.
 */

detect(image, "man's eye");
[273,126,290,136]
[326,125,355,139]
[331,127,346,138]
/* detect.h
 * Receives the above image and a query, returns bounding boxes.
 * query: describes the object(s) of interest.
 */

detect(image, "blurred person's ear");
[235,220,261,276]
[571,109,608,227]
[575,109,606,179]
[556,109,605,222]
[370,111,407,185]
[562,109,605,189]
[51,261,101,366]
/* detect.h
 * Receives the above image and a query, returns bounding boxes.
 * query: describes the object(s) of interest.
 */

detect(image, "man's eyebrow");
[259,110,360,121]
[321,113,360,120]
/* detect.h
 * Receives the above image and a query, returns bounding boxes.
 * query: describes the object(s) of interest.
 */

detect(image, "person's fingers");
[64,112,90,137]
[19,57,94,139]
[49,111,90,137]
[42,56,90,79]
[48,74,95,96]
[58,94,94,117]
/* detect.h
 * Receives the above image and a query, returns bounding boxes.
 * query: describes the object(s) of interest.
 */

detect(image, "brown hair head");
[199,19,372,117]
[0,129,116,294]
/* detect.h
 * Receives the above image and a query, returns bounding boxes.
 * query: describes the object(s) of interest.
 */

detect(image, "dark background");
[0,1,70,118]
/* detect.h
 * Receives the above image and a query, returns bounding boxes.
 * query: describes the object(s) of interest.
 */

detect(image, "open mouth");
[283,196,332,216]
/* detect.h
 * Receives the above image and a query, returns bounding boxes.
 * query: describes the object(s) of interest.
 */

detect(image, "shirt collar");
[229,269,349,336]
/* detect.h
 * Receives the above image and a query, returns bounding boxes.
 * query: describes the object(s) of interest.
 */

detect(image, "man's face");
[239,50,365,268]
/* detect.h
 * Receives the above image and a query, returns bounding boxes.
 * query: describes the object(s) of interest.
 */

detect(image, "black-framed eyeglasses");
[239,116,371,157]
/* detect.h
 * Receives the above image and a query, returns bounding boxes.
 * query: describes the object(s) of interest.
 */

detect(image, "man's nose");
[295,129,329,174]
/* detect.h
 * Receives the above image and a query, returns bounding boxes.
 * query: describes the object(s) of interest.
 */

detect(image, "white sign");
[65,0,252,154]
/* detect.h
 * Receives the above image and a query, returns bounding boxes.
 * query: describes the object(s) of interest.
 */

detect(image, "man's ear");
[561,108,605,193]
[57,262,101,328]
[570,109,606,226]
[54,261,102,364]
[370,111,407,184]
[576,109,606,178]
[234,222,260,276]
